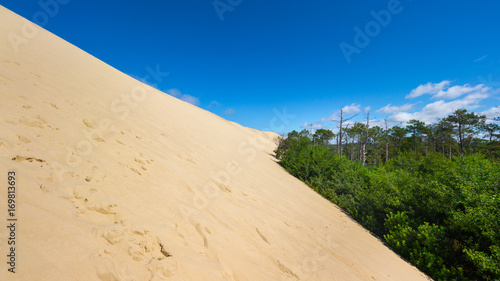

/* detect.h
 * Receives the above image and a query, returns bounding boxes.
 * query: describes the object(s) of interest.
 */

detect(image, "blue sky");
[3,0,500,133]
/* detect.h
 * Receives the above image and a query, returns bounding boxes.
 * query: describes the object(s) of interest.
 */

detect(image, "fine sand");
[0,6,430,281]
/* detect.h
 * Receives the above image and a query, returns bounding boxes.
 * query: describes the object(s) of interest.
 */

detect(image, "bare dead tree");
[309,123,314,145]
[384,118,389,163]
[335,109,358,158]
[361,110,371,166]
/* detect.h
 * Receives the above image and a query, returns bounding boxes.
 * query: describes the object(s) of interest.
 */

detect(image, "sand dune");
[0,6,430,281]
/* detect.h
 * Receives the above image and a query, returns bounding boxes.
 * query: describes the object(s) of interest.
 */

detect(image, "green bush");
[276,141,500,280]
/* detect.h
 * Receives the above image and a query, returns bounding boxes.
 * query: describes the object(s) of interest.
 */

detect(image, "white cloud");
[407,81,490,100]
[166,88,181,97]
[465,91,489,101]
[181,94,200,106]
[224,108,235,115]
[376,103,416,114]
[389,92,488,124]
[320,116,334,122]
[368,118,386,128]
[320,105,359,122]
[406,80,451,99]
[481,106,500,122]
[433,84,488,99]
[166,88,200,106]
[301,81,496,132]
[301,122,323,129]
[342,103,361,114]
[342,120,357,127]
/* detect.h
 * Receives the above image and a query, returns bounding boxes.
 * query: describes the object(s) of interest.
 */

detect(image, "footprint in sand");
[217,182,232,194]
[69,185,121,224]
[195,223,209,248]
[134,159,147,169]
[0,73,13,82]
[2,59,20,65]
[256,227,270,245]
[120,155,153,176]
[83,119,95,129]
[277,260,299,280]
[12,155,45,163]
[18,116,46,128]
[93,222,178,280]
[63,183,177,280]
[95,255,120,281]
[18,135,31,143]
[83,163,107,183]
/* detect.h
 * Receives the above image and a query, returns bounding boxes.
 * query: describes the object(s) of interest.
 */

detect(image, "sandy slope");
[0,6,430,281]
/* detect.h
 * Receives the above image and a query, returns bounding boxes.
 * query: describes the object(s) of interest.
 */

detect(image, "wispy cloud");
[299,81,496,133]
[432,84,488,99]
[166,88,182,97]
[406,80,451,99]
[473,55,488,63]
[224,108,235,115]
[321,103,362,122]
[377,103,416,114]
[433,84,488,99]
[343,103,361,114]
[301,122,323,130]
[481,106,500,122]
[166,88,200,106]
[390,89,490,124]
[406,80,489,101]
[181,95,200,106]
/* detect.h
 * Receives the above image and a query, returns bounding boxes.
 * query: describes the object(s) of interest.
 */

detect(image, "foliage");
[275,131,500,280]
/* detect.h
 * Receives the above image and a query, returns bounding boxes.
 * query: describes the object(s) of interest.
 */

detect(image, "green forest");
[274,109,500,280]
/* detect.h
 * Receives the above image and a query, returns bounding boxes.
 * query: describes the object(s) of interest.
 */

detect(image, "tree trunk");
[384,119,389,163]
[350,138,355,161]
[362,112,370,166]
[425,136,428,157]
[458,123,463,155]
[344,132,348,158]
[441,132,445,156]
[449,135,452,159]
[338,110,343,157]
[361,143,366,165]
[358,138,362,162]
[386,141,389,162]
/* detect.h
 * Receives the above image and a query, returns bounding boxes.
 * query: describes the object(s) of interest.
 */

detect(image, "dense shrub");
[275,138,500,280]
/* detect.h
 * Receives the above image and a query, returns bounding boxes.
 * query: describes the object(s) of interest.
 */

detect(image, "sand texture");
[0,6,430,281]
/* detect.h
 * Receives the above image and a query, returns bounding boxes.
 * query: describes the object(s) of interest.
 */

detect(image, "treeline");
[289,109,500,165]
[274,109,500,280]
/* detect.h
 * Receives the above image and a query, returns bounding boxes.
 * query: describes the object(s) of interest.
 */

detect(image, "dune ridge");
[0,6,430,281]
